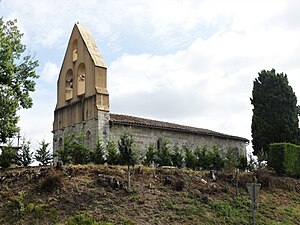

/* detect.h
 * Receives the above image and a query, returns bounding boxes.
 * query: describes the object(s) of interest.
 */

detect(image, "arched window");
[72,39,78,62]
[86,131,91,149]
[77,63,86,96]
[157,138,162,150]
[58,138,63,150]
[65,69,73,100]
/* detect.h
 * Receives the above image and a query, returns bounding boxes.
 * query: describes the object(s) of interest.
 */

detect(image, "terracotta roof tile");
[109,113,248,142]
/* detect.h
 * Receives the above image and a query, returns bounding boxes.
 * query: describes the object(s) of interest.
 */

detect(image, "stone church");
[53,23,248,156]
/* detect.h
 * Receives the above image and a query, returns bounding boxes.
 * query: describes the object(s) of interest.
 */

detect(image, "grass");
[0,165,299,224]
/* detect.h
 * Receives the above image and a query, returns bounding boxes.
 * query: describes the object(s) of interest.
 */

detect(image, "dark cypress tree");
[251,69,299,158]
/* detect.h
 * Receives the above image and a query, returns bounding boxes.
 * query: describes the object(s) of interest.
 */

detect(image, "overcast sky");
[1,0,300,152]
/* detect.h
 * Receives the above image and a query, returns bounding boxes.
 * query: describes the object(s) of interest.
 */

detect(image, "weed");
[49,207,58,223]
[6,191,27,217]
[210,199,238,217]
[40,171,62,192]
[67,213,97,225]
[129,192,139,202]
[26,203,35,213]
[122,219,137,225]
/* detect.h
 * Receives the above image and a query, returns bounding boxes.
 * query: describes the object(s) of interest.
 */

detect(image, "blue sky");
[1,0,300,152]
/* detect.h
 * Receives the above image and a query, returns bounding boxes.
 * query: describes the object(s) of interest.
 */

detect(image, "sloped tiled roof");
[76,23,106,67]
[110,113,248,142]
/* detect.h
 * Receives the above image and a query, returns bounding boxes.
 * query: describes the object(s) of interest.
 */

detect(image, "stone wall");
[53,113,247,160]
[109,124,247,155]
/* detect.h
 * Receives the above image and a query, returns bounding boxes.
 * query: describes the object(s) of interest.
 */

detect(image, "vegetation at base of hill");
[269,143,300,177]
[251,69,300,159]
[54,131,248,173]
[0,165,299,224]
[0,140,52,169]
[0,18,39,144]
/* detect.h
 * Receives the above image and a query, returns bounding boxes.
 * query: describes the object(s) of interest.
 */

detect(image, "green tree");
[106,140,119,165]
[143,143,157,166]
[156,138,172,166]
[171,144,183,168]
[0,19,39,143]
[194,145,209,169]
[0,146,17,168]
[35,140,52,165]
[55,133,73,165]
[71,132,90,164]
[118,132,140,190]
[251,69,299,158]
[207,145,224,171]
[17,139,33,167]
[184,146,197,169]
[90,140,106,164]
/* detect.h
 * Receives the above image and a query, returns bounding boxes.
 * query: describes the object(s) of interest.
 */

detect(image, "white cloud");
[109,21,300,140]
[2,0,300,151]
[40,62,60,83]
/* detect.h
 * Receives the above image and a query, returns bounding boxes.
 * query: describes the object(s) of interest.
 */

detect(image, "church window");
[86,131,91,149]
[72,39,78,62]
[77,63,86,96]
[65,69,73,100]
[157,138,162,150]
[58,138,63,150]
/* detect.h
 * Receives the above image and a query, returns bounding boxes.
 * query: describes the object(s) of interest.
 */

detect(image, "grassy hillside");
[0,165,299,225]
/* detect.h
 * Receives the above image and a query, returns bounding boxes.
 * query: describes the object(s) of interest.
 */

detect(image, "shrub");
[35,140,52,165]
[269,143,300,177]
[171,145,183,168]
[55,133,73,164]
[0,146,17,168]
[223,147,238,172]
[143,143,157,166]
[283,144,300,177]
[40,172,62,192]
[118,132,140,167]
[156,138,172,166]
[207,145,224,171]
[184,146,197,169]
[106,140,119,165]
[71,132,90,164]
[17,138,33,167]
[90,140,106,164]
[236,154,248,171]
[4,191,27,219]
[194,145,209,169]
[67,213,98,225]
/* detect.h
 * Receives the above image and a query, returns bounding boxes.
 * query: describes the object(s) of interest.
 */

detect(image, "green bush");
[143,143,157,166]
[284,144,300,177]
[90,140,106,164]
[236,154,248,171]
[17,138,33,167]
[67,213,99,225]
[106,140,119,165]
[155,138,172,166]
[184,146,197,169]
[269,143,300,177]
[35,140,52,165]
[71,133,90,164]
[194,145,209,169]
[269,143,289,175]
[0,146,17,168]
[171,144,183,168]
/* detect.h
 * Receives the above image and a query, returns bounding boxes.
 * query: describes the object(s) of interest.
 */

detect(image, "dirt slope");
[0,165,299,225]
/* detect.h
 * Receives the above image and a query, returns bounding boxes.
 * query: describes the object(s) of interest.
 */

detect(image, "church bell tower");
[53,23,110,154]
